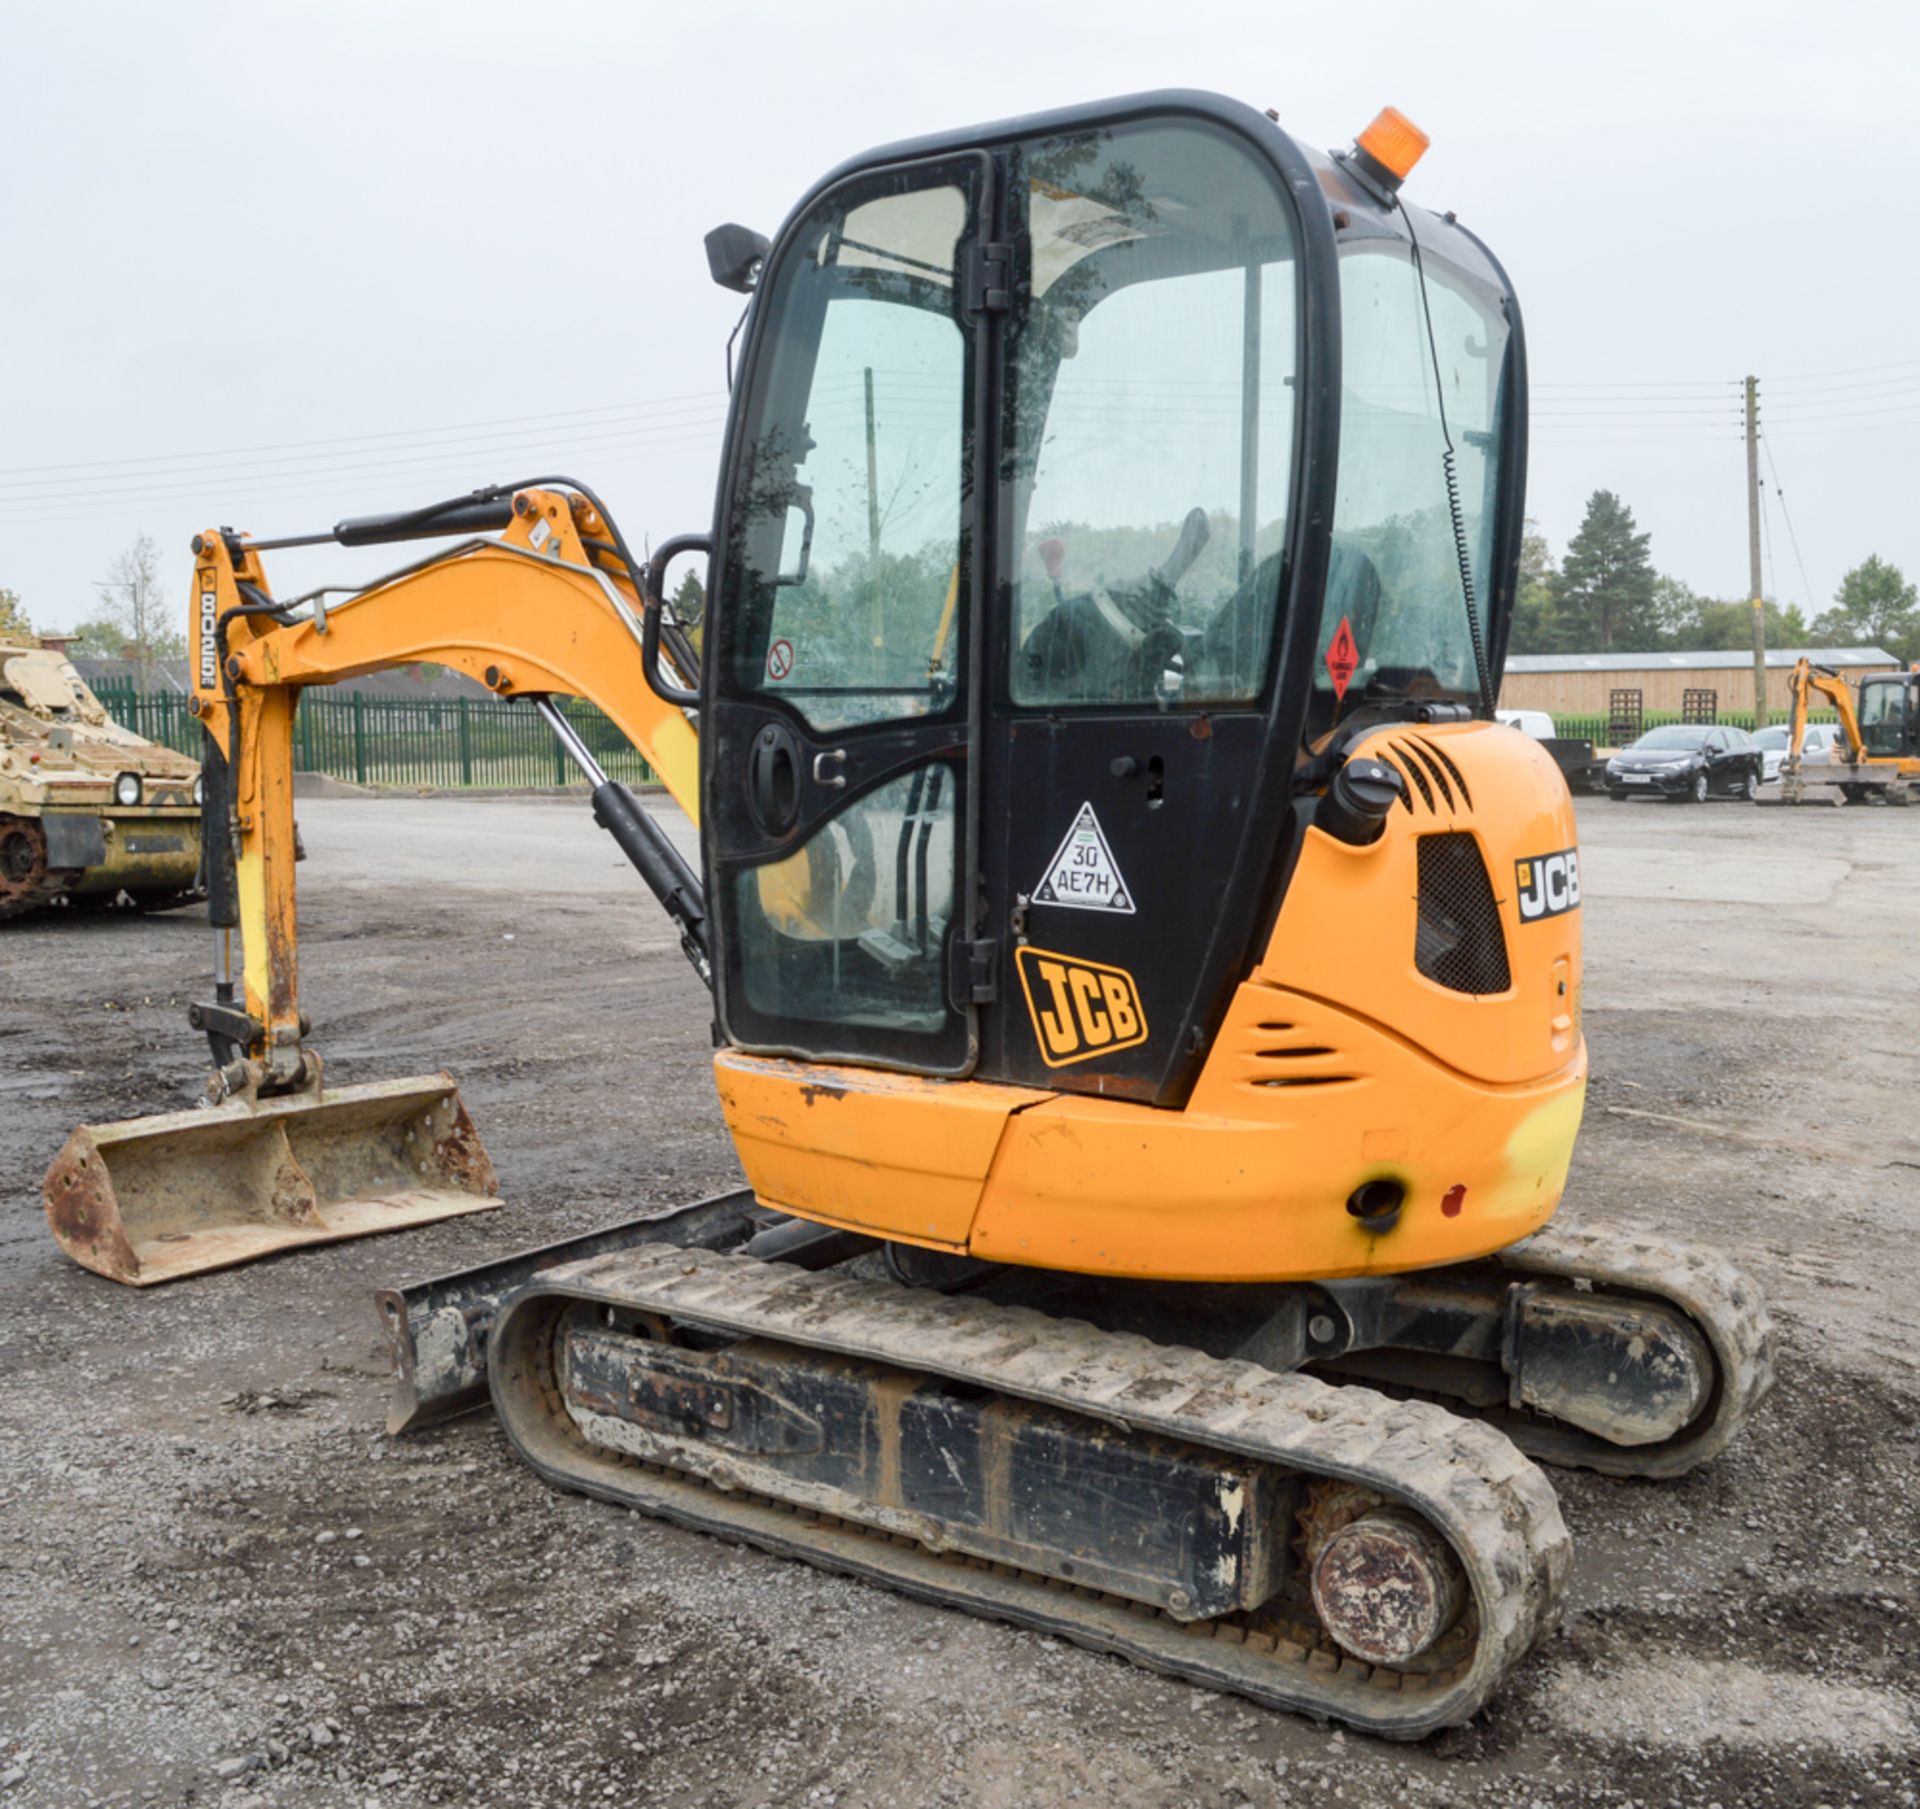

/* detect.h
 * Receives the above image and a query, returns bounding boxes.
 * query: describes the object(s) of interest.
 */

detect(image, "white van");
[1496,709,1557,741]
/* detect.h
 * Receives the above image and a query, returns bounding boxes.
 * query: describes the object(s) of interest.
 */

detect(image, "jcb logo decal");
[1015,946,1148,1068]
[1515,848,1580,922]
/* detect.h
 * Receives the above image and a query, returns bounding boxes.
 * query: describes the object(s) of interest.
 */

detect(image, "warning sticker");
[1325,614,1359,701]
[1032,803,1134,914]
[766,638,795,681]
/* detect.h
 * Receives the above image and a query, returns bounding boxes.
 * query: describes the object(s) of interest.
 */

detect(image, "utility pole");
[1745,375,1769,729]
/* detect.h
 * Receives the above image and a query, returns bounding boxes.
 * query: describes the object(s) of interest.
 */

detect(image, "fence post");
[352,693,367,786]
[555,703,569,787]
[457,697,473,787]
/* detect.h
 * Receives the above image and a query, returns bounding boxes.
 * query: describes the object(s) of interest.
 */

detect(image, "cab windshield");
[1312,241,1508,722]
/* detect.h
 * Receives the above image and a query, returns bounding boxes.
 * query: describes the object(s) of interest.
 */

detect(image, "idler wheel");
[1308,1503,1466,1666]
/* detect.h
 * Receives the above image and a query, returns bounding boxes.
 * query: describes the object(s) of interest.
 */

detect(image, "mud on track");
[1,793,1916,1808]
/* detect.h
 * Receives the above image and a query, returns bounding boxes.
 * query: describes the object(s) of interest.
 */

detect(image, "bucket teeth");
[43,1073,500,1285]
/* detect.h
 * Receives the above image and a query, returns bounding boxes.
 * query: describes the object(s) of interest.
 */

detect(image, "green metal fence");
[94,680,655,791]
[97,680,1837,785]
[1551,710,1837,745]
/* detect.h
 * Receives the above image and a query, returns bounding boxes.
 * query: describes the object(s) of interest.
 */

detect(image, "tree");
[671,565,705,624]
[1812,555,1919,662]
[1505,522,1558,654]
[1553,491,1660,652]
[66,617,130,660]
[0,586,31,637]
[1649,573,1702,647]
[668,568,707,655]
[1689,596,1808,653]
[92,534,185,692]
[1654,576,1808,652]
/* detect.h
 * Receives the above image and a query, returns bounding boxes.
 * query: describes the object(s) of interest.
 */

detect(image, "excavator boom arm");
[1786,656,1867,764]
[189,486,705,1075]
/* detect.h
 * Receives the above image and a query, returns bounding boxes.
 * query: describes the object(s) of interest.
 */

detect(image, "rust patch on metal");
[429,1091,501,1195]
[264,909,298,1029]
[43,1131,141,1283]
[0,814,55,918]
[1301,1481,1466,1667]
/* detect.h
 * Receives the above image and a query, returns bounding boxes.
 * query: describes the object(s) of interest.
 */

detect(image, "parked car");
[1751,722,1840,780]
[1605,724,1765,802]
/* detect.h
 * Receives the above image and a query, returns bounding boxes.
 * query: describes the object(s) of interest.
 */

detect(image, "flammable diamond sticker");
[1326,613,1359,702]
[1032,802,1135,914]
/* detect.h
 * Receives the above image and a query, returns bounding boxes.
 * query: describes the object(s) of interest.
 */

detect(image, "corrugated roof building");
[1498,647,1898,719]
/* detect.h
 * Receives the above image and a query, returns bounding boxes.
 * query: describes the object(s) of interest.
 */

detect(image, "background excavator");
[42,92,1771,1735]
[1773,655,1920,805]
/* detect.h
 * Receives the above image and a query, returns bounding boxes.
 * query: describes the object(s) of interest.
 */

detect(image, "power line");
[1766,354,1920,385]
[0,414,731,513]
[0,389,727,481]
[1529,377,1737,392]
[1754,370,1920,400]
[1756,452,1779,605]
[0,431,726,529]
[1764,416,1920,440]
[1759,433,1817,615]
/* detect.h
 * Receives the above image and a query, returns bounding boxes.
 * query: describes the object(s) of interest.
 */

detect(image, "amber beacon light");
[1353,106,1430,190]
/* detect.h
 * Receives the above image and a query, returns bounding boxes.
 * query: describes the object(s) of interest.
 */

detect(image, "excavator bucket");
[43,1073,500,1286]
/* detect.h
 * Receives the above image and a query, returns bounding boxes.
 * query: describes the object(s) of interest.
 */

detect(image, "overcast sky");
[3,0,1915,635]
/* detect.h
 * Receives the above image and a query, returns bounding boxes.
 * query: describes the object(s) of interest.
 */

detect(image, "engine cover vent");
[1415,833,1510,995]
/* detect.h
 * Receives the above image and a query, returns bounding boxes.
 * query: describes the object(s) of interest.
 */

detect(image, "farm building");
[1498,647,1900,723]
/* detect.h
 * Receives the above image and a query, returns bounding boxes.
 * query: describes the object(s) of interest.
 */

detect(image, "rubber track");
[1488,1222,1776,1478]
[489,1244,1571,1737]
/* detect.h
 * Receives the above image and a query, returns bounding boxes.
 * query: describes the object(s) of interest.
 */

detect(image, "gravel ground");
[2,792,1916,1809]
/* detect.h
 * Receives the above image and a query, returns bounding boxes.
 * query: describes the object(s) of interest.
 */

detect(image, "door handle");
[747,724,803,835]
[812,749,848,789]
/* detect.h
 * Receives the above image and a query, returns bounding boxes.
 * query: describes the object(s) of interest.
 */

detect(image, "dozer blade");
[43,1073,500,1286]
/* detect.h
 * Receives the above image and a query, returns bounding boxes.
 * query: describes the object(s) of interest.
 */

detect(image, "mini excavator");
[44,94,1772,1734]
[1775,654,1920,804]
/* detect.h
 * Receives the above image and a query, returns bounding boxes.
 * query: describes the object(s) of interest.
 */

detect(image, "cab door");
[979,116,1316,1102]
[704,154,993,1077]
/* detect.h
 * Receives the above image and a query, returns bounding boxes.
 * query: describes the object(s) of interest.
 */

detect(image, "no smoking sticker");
[766,638,795,681]
[1032,803,1135,914]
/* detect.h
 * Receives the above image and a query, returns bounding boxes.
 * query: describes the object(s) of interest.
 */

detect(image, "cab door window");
[1860,680,1911,755]
[725,183,970,734]
[1002,122,1301,709]
[709,160,981,1072]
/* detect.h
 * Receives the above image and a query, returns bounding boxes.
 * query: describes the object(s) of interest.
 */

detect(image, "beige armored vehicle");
[0,633,203,918]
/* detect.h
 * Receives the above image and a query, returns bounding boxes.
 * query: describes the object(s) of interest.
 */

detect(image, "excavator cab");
[1857,671,1920,758]
[699,95,1526,1107]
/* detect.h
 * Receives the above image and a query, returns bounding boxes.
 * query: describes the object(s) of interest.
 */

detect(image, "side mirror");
[705,222,770,294]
